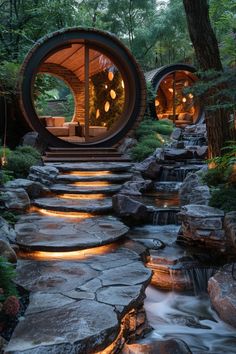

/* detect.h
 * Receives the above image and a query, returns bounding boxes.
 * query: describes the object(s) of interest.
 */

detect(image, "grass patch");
[131,118,173,161]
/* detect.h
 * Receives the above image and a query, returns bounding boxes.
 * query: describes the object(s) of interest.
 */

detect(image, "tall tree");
[183,0,235,158]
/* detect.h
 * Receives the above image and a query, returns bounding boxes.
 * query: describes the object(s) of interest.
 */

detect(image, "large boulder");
[208,265,236,328]
[28,165,59,187]
[118,137,137,155]
[119,176,153,196]
[184,123,207,136]
[123,338,192,354]
[179,172,210,206]
[0,239,17,263]
[21,132,47,153]
[112,194,149,224]
[1,188,30,211]
[178,204,226,252]
[4,179,48,199]
[0,216,16,243]
[134,148,164,180]
[170,127,182,141]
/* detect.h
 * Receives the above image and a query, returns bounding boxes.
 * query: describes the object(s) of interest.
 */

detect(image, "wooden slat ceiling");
[44,44,113,82]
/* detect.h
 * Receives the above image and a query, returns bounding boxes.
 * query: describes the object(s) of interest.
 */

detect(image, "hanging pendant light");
[110,90,116,99]
[104,101,110,112]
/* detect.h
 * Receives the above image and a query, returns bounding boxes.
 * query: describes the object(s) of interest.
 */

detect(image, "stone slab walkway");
[5,244,151,354]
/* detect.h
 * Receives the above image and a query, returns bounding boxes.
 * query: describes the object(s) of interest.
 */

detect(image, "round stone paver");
[33,196,112,213]
[16,214,129,251]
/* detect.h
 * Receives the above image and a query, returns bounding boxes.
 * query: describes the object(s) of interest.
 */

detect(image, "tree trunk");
[182,0,234,157]
[182,0,222,71]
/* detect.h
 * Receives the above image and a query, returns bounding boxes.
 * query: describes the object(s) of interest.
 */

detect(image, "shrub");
[0,210,19,225]
[131,144,155,162]
[135,118,173,139]
[2,145,41,179]
[209,186,236,212]
[131,118,173,161]
[0,257,18,299]
[202,167,226,187]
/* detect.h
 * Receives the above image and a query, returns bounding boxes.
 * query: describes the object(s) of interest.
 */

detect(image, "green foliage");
[131,118,173,161]
[0,210,19,226]
[135,118,173,139]
[209,185,236,212]
[34,74,75,121]
[202,167,230,187]
[0,257,18,300]
[0,61,20,98]
[0,170,14,185]
[187,69,236,113]
[210,0,236,66]
[1,145,41,179]
[208,141,236,169]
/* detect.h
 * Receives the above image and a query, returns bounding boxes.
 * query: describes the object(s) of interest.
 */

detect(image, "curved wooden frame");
[19,28,146,147]
[146,63,203,124]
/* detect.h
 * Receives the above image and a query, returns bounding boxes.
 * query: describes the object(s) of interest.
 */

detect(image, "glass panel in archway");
[155,71,198,124]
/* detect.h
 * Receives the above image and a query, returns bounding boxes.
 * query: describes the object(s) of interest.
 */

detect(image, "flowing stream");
[143,286,236,354]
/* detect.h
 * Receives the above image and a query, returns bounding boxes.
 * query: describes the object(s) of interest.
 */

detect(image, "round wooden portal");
[19,28,146,147]
[146,64,203,126]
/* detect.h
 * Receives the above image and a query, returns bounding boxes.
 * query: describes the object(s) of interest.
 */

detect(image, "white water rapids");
[143,286,236,354]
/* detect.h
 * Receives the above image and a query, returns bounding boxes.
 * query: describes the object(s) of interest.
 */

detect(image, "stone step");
[16,214,127,251]
[6,243,151,354]
[45,151,123,157]
[43,156,131,163]
[56,173,132,184]
[50,183,121,195]
[33,196,113,214]
[48,147,118,152]
[44,162,133,173]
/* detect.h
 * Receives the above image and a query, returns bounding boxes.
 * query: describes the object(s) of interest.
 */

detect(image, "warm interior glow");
[67,171,111,176]
[104,101,110,112]
[108,71,114,81]
[17,244,119,261]
[182,97,187,103]
[110,89,116,99]
[121,80,124,89]
[58,193,106,200]
[155,99,160,107]
[73,181,110,187]
[189,93,194,99]
[96,109,100,118]
[0,156,7,166]
[168,87,173,93]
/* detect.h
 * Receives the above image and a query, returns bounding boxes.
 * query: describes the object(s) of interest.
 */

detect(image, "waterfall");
[186,266,218,295]
[152,209,179,225]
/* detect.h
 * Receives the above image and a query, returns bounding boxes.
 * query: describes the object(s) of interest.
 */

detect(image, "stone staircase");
[43,147,131,163]
[5,161,152,354]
